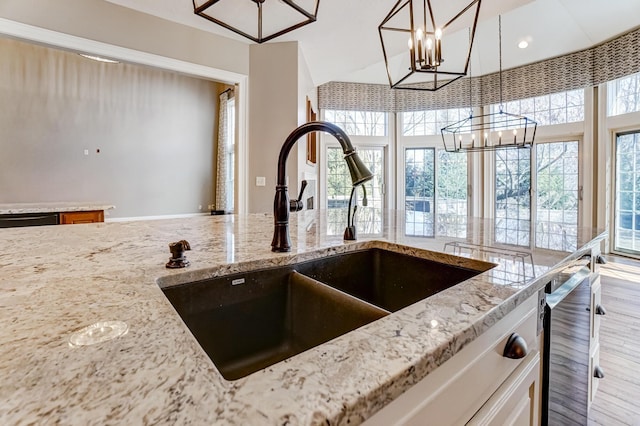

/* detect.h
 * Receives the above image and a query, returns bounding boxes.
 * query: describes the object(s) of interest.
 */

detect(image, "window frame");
[319,110,393,229]
[611,130,640,257]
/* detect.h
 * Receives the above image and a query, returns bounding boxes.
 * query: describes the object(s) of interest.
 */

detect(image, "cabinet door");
[467,352,540,426]
[59,210,104,224]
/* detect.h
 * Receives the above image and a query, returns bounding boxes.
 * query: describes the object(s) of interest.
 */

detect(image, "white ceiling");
[104,0,640,86]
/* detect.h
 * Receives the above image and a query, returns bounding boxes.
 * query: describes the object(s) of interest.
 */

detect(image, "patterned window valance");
[319,26,640,112]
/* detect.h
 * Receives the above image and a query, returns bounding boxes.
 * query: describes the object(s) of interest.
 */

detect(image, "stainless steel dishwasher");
[541,254,604,425]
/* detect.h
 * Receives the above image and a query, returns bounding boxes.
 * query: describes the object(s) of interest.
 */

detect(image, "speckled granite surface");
[0,211,604,425]
[0,202,115,215]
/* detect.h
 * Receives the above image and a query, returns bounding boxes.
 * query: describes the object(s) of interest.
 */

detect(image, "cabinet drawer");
[59,210,104,224]
[467,351,540,426]
[365,295,539,426]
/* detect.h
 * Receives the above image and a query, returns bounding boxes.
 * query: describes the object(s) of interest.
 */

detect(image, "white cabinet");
[468,352,540,426]
[365,294,540,426]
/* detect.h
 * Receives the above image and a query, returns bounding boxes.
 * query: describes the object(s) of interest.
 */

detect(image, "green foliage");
[437,151,467,200]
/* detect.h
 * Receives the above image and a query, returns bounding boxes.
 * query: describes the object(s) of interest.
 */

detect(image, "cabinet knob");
[503,333,528,359]
[594,365,605,379]
[595,304,607,315]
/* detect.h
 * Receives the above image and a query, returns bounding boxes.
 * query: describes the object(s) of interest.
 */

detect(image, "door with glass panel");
[404,148,468,237]
[326,146,385,236]
[436,150,468,236]
[495,148,531,246]
[405,148,435,236]
[535,141,579,251]
[495,142,580,249]
[614,131,640,255]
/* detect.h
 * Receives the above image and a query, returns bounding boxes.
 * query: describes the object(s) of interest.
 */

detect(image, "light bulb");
[435,28,442,40]
[408,37,413,49]
[426,37,433,49]
[416,28,424,40]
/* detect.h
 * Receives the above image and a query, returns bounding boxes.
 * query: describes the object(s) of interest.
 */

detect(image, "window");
[614,131,640,254]
[402,107,470,136]
[495,148,531,246]
[491,89,584,126]
[608,71,640,116]
[323,110,387,136]
[494,142,580,250]
[535,141,579,251]
[405,148,435,236]
[404,149,467,237]
[436,150,468,236]
[324,109,388,236]
[326,146,384,236]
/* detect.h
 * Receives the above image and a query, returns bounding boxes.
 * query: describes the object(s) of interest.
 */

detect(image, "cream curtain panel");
[215,89,231,212]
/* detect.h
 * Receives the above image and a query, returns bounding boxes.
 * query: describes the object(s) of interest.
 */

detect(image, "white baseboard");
[106,213,210,222]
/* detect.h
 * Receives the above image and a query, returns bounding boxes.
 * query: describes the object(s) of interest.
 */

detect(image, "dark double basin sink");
[160,246,494,380]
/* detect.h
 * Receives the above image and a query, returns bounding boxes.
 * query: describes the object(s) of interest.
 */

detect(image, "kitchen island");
[0,202,115,215]
[0,211,605,424]
[0,202,115,227]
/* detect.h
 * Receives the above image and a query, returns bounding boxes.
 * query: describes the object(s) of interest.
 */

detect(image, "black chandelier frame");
[379,0,481,91]
[193,0,320,44]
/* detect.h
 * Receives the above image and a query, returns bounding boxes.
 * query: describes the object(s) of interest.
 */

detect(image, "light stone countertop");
[0,210,605,425]
[0,202,115,215]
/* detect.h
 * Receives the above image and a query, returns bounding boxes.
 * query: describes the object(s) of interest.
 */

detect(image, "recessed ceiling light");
[79,53,120,64]
[518,40,529,49]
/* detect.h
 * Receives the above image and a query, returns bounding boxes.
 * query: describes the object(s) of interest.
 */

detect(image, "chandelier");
[193,0,320,44]
[379,0,481,91]
[441,15,537,152]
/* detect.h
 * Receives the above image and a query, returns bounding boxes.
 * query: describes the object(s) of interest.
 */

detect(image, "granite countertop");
[0,202,115,215]
[0,211,605,425]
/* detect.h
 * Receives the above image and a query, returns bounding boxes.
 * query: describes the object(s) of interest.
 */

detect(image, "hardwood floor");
[588,256,640,426]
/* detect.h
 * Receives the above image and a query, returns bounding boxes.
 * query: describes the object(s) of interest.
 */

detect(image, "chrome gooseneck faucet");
[272,121,374,252]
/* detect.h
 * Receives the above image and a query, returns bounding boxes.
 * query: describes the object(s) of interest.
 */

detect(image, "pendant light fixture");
[193,0,320,44]
[379,0,481,91]
[441,15,537,152]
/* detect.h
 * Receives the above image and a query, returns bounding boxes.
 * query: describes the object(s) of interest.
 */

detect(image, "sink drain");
[68,321,128,347]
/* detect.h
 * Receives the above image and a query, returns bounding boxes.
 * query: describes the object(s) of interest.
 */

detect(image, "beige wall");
[0,0,249,77]
[0,37,220,218]
[1,2,316,216]
[248,42,300,213]
[297,46,319,194]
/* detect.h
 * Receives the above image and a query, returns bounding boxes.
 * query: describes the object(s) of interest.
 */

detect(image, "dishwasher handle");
[546,266,591,310]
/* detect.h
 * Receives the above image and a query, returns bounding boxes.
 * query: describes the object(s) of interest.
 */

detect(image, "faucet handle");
[166,240,191,269]
[289,180,308,212]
